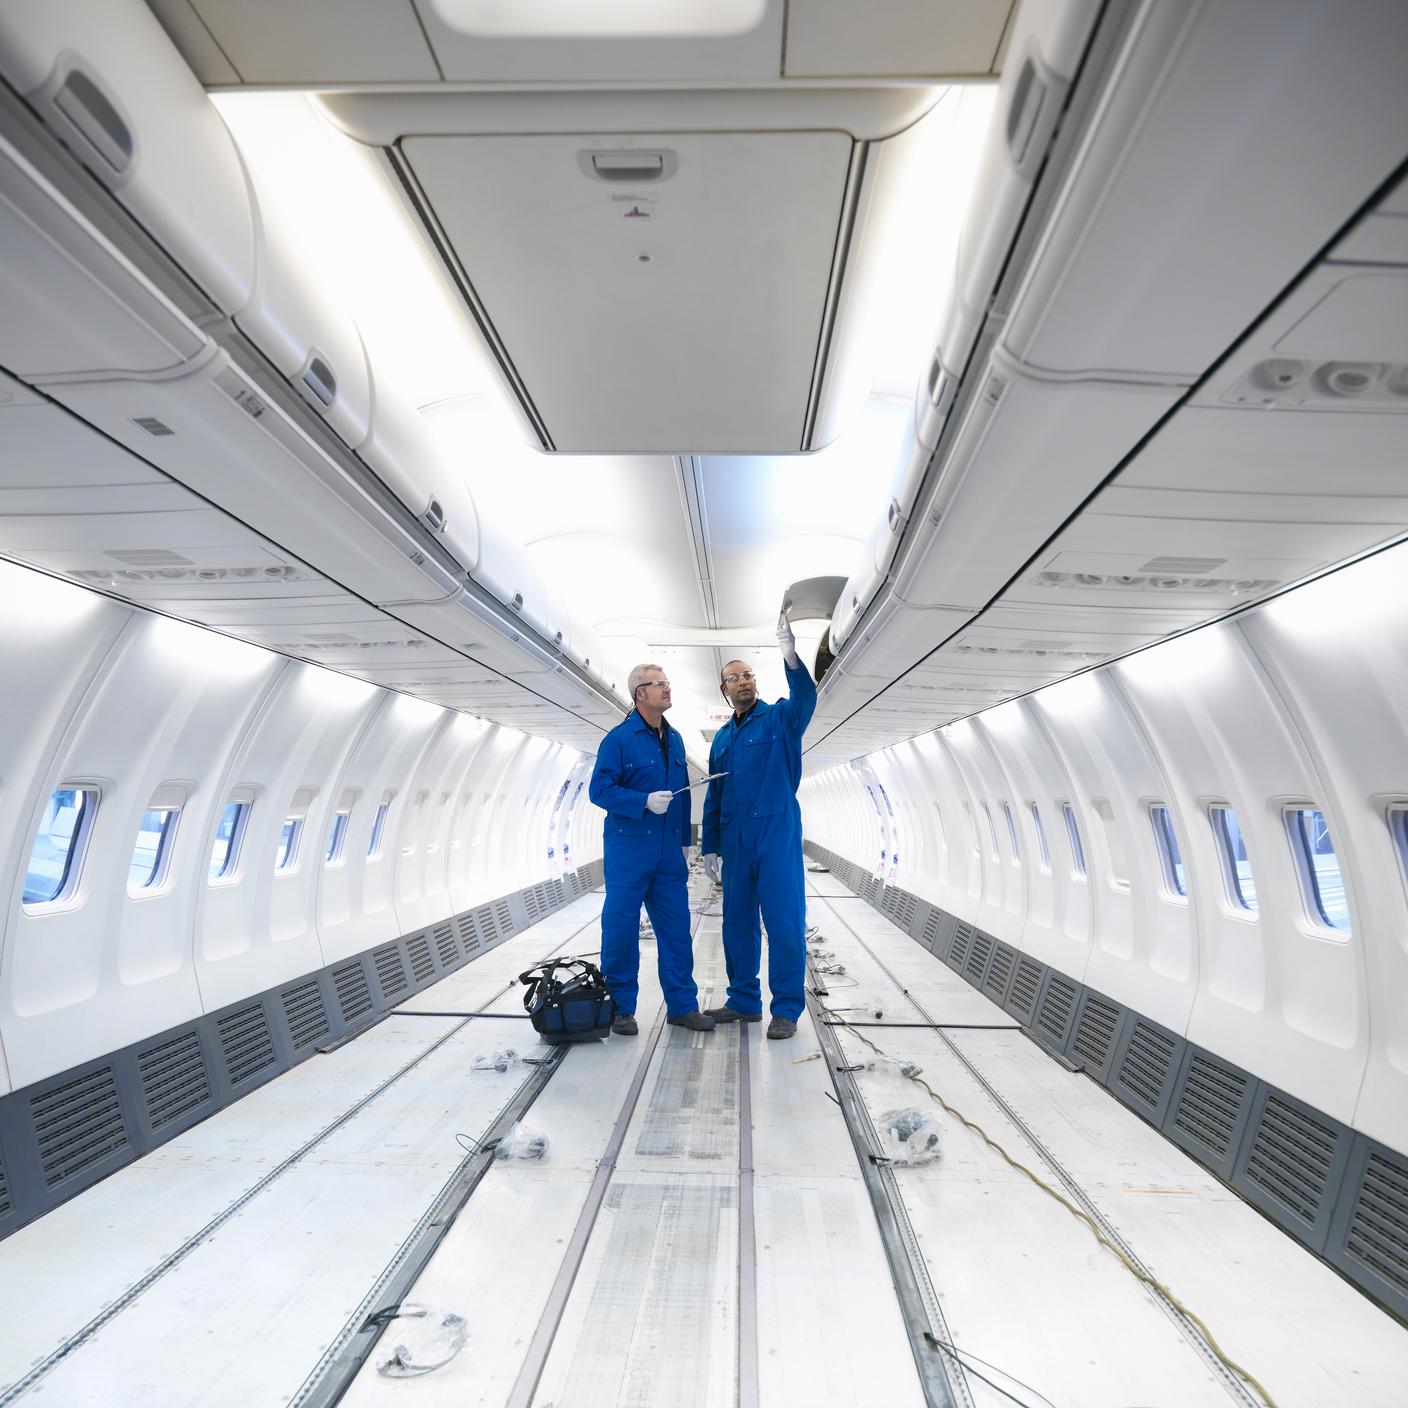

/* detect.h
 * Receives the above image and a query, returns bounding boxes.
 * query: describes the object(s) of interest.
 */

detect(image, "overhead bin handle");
[1004,51,1064,178]
[578,150,678,184]
[48,66,134,177]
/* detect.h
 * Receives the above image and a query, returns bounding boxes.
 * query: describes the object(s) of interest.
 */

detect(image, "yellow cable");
[826,1009,1279,1408]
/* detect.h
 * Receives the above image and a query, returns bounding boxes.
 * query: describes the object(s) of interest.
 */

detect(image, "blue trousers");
[600,851,698,1018]
[720,816,806,1021]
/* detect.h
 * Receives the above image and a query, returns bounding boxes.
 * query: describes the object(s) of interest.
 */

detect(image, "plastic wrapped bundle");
[877,1107,941,1166]
[375,1304,468,1377]
[471,1048,521,1074]
[495,1122,549,1162]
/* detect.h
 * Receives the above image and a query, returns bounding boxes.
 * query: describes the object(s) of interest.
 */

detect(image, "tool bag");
[518,957,616,1044]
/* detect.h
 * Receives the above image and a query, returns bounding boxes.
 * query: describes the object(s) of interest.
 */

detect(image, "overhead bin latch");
[579,150,678,184]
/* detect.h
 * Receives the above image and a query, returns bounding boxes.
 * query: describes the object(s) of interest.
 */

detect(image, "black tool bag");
[518,957,616,1044]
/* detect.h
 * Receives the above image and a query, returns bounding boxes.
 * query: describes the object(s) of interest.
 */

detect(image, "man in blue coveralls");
[701,615,817,1040]
[589,663,715,1036]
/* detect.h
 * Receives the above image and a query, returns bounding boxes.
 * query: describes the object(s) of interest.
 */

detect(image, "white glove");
[703,853,722,884]
[776,611,799,667]
[645,790,672,815]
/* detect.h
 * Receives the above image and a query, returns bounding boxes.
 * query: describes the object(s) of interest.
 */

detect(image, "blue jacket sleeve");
[776,659,818,739]
[701,738,723,855]
[588,730,648,819]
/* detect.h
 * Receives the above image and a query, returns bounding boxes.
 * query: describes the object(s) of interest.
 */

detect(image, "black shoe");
[666,1010,716,1032]
[766,1017,798,1040]
[702,1005,762,1024]
[612,1013,638,1036]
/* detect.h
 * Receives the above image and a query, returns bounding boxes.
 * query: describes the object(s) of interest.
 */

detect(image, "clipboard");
[673,771,727,795]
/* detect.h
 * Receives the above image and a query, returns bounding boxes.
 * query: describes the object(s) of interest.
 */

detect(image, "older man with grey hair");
[588,663,714,1034]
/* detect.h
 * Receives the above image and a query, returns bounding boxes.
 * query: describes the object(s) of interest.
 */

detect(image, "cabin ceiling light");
[428,0,769,39]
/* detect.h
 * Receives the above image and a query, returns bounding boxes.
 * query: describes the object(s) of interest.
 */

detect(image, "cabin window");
[275,817,303,873]
[1390,806,1408,895]
[368,796,392,857]
[1093,798,1129,889]
[325,811,350,864]
[128,808,179,895]
[1002,803,1020,863]
[1062,803,1087,881]
[1029,802,1050,872]
[1149,805,1187,899]
[982,803,1000,860]
[1286,806,1350,933]
[209,800,250,881]
[23,787,99,907]
[1210,805,1257,912]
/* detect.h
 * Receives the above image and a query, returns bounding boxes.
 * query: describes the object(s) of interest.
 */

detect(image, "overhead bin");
[401,130,854,453]
[0,0,254,315]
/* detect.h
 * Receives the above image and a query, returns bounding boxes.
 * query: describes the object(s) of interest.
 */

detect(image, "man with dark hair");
[589,663,715,1035]
[701,616,817,1039]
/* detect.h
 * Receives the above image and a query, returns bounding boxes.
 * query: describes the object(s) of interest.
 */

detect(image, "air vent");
[457,913,481,953]
[1173,1052,1250,1164]
[919,910,942,951]
[1036,974,1079,1049]
[495,900,514,936]
[1139,556,1227,574]
[138,1030,210,1131]
[281,979,330,1052]
[1072,993,1123,1073]
[949,922,975,974]
[892,890,917,932]
[1343,1149,1408,1301]
[524,887,543,922]
[476,904,500,943]
[433,922,458,968]
[373,944,409,1001]
[1114,1018,1179,1118]
[333,961,374,1024]
[32,1066,127,1187]
[104,549,193,566]
[963,930,994,986]
[1036,571,1279,596]
[130,415,175,437]
[1008,957,1044,1024]
[1244,1092,1343,1226]
[0,1144,10,1220]
[217,1003,276,1088]
[408,933,435,985]
[984,944,1016,1002]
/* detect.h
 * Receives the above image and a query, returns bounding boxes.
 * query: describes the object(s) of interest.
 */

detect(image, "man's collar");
[629,709,669,734]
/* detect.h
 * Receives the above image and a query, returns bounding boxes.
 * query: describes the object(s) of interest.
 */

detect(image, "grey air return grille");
[495,900,514,935]
[1343,1150,1408,1303]
[1035,973,1079,1050]
[963,930,995,987]
[1008,957,1044,1025]
[218,1004,276,1088]
[475,904,502,943]
[457,913,481,953]
[333,961,374,1025]
[1114,1019,1179,1119]
[138,1031,211,1131]
[1243,1093,1344,1228]
[32,1066,128,1187]
[1071,993,1123,1075]
[408,934,435,985]
[949,922,976,974]
[524,886,544,922]
[433,922,458,968]
[1173,1052,1251,1166]
[984,943,1016,1003]
[920,910,942,951]
[281,979,330,1052]
[373,945,409,1002]
[130,415,175,437]
[0,1147,10,1220]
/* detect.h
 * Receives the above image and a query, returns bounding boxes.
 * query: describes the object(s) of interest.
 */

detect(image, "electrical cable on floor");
[822,1003,1280,1408]
[926,1336,1059,1408]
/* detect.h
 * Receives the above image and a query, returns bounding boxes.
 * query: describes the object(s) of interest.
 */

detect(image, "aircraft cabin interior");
[0,1,1406,1405]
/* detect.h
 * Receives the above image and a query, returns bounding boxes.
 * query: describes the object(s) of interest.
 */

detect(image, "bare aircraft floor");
[3,878,1406,1407]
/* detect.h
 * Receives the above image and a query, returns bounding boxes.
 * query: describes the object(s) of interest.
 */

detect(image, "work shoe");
[703,1005,761,1024]
[766,1017,798,1041]
[667,1010,716,1032]
[611,1013,638,1036]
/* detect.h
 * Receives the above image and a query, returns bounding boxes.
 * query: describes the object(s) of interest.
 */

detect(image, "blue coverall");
[589,710,698,1018]
[702,662,817,1021]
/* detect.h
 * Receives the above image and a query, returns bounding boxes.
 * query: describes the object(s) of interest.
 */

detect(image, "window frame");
[1284,804,1351,936]
[275,816,305,874]
[325,810,351,866]
[1029,801,1051,873]
[1002,802,1020,865]
[1208,803,1258,916]
[1061,802,1087,881]
[368,796,393,858]
[1389,804,1408,899]
[981,802,1001,861]
[23,785,102,911]
[1148,803,1188,902]
[209,799,252,885]
[128,806,181,898]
